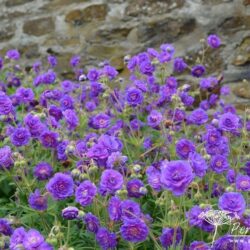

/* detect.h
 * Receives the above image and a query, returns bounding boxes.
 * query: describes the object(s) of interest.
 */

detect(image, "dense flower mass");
[0,34,249,249]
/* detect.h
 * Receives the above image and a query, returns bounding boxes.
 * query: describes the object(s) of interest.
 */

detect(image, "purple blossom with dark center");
[0,218,13,236]
[89,113,110,130]
[161,160,194,196]
[87,68,100,82]
[62,206,79,220]
[126,87,144,107]
[48,105,63,121]
[28,189,48,211]
[11,127,31,147]
[106,152,127,169]
[75,180,97,206]
[87,143,109,160]
[139,60,155,75]
[236,175,250,191]
[120,219,149,243]
[16,87,34,103]
[213,235,250,250]
[199,100,210,110]
[218,192,246,217]
[96,227,117,250]
[191,65,206,78]
[176,139,196,159]
[61,80,74,93]
[60,94,74,110]
[207,34,221,48]
[146,165,161,191]
[121,199,141,221]
[6,49,20,60]
[147,110,163,128]
[63,109,79,131]
[23,229,44,249]
[84,213,100,233]
[180,92,194,107]
[218,112,240,133]
[46,173,74,200]
[108,196,122,221]
[33,162,53,181]
[99,169,123,195]
[126,179,144,198]
[24,113,45,138]
[205,135,230,156]
[9,227,26,249]
[173,57,187,73]
[188,152,208,178]
[103,65,118,80]
[47,55,57,67]
[43,70,57,84]
[40,131,58,148]
[210,155,229,174]
[0,146,13,170]
[0,91,14,115]
[187,108,208,125]
[85,101,96,112]
[160,43,175,55]
[98,134,123,153]
[204,127,222,146]
[160,227,182,249]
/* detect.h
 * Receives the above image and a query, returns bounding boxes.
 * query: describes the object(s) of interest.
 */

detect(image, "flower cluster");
[0,34,249,249]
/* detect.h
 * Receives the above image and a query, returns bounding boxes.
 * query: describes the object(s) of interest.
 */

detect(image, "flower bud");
[62,206,79,220]
[71,169,81,178]
[133,164,141,172]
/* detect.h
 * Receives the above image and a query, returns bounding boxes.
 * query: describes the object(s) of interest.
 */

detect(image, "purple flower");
[99,169,123,195]
[146,165,161,191]
[218,192,246,216]
[147,110,163,128]
[87,68,100,82]
[84,213,100,233]
[75,180,97,206]
[96,227,117,250]
[57,140,69,161]
[226,169,236,184]
[24,113,45,138]
[43,70,57,84]
[6,49,20,60]
[0,218,13,236]
[236,175,250,191]
[16,87,34,103]
[187,108,208,125]
[103,65,118,80]
[173,57,187,73]
[106,152,127,169]
[176,139,196,159]
[9,227,26,249]
[189,241,210,250]
[207,34,221,48]
[218,112,240,133]
[33,162,53,181]
[47,55,57,67]
[139,61,155,75]
[87,143,109,160]
[121,199,141,221]
[40,131,58,148]
[60,94,74,110]
[108,196,122,221]
[188,152,208,178]
[126,87,144,107]
[0,146,13,170]
[127,179,144,198]
[62,206,79,220]
[28,189,48,211]
[210,155,229,174]
[161,160,194,196]
[120,219,149,243]
[23,229,44,249]
[11,127,30,147]
[89,113,110,129]
[0,91,14,115]
[61,80,74,93]
[63,109,79,131]
[160,43,175,55]
[46,173,74,200]
[160,227,182,248]
[180,92,194,107]
[191,65,205,78]
[70,55,80,68]
[199,77,218,90]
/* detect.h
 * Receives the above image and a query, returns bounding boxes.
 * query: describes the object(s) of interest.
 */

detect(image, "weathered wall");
[0,0,250,108]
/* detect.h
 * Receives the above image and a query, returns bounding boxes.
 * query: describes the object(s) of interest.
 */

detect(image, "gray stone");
[0,25,15,42]
[23,17,55,36]
[233,82,250,99]
[5,0,34,7]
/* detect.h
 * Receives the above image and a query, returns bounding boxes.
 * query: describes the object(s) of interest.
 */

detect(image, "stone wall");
[0,0,250,109]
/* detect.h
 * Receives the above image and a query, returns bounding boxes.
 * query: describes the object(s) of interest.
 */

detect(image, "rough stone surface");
[0,0,249,107]
[23,17,55,36]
